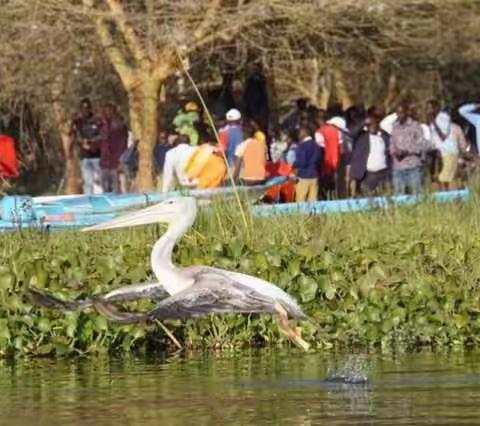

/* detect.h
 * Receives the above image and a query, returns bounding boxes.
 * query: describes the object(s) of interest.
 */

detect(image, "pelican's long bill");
[82,199,179,232]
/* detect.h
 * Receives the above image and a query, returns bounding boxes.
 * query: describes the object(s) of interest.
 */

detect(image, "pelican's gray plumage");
[28,281,168,312]
[29,197,310,350]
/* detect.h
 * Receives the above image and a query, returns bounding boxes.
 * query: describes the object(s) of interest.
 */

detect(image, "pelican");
[29,197,310,351]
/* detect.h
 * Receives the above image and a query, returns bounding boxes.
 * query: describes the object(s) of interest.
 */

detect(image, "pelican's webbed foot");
[274,303,310,352]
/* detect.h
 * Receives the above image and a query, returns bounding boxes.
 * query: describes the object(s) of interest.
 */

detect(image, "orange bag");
[184,145,227,189]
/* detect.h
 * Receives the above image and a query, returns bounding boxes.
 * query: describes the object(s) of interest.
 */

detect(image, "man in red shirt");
[0,134,19,180]
[99,103,128,193]
[315,115,344,198]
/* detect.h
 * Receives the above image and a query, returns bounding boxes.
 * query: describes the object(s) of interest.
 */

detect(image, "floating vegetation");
[1,194,480,357]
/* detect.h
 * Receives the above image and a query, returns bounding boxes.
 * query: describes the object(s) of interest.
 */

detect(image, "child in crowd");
[286,129,299,166]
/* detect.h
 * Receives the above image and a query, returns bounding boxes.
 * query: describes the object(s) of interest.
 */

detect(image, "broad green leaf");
[228,238,244,258]
[325,285,337,301]
[37,318,51,333]
[255,254,268,271]
[0,273,14,290]
[37,343,54,355]
[298,275,318,303]
[0,320,10,340]
[95,316,109,332]
[287,258,301,277]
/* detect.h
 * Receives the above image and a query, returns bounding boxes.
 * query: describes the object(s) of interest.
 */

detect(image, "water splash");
[325,355,369,384]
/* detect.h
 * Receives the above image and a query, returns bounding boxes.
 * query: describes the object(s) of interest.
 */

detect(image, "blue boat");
[0,179,469,232]
[0,177,288,232]
[252,189,469,217]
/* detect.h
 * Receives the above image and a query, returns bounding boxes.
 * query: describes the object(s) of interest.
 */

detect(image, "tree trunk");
[51,88,82,195]
[62,139,82,195]
[333,67,353,108]
[309,58,320,106]
[384,72,398,111]
[319,72,333,109]
[129,78,161,191]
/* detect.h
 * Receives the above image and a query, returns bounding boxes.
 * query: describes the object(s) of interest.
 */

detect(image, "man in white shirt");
[349,112,390,194]
[426,100,458,190]
[161,135,197,193]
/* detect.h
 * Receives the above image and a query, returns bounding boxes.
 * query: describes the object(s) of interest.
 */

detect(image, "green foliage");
[1,194,480,357]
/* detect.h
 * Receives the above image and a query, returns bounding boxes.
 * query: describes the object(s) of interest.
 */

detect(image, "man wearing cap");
[315,115,345,197]
[219,108,244,166]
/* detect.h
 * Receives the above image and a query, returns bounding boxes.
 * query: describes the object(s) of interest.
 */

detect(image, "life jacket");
[264,161,295,203]
[319,124,341,176]
[184,145,227,189]
[0,135,19,178]
[219,127,228,152]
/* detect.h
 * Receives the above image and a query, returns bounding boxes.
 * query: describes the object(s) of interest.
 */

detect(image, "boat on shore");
[0,177,287,232]
[0,184,469,232]
[252,189,469,217]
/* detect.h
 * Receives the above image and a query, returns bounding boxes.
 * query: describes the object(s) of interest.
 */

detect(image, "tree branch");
[95,15,136,90]
[104,0,147,65]
[193,0,222,42]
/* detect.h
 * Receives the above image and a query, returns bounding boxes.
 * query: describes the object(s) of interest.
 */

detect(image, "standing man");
[0,134,19,182]
[426,99,458,191]
[390,103,426,194]
[294,126,322,202]
[219,109,243,166]
[234,121,268,185]
[99,103,128,193]
[71,98,102,194]
[459,101,480,155]
[162,135,197,193]
[349,111,391,194]
[280,98,308,133]
[315,115,344,198]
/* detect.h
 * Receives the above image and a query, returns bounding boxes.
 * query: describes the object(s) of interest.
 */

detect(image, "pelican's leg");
[274,303,310,352]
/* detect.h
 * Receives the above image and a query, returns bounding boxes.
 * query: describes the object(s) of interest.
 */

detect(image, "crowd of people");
[68,94,480,202]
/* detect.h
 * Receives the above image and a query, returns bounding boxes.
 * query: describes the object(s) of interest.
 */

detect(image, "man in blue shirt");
[222,109,244,165]
[293,126,322,202]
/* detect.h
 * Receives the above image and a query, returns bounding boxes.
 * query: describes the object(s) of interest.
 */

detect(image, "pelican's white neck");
[150,208,196,295]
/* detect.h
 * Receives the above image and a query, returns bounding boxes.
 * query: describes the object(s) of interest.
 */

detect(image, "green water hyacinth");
[1,194,480,357]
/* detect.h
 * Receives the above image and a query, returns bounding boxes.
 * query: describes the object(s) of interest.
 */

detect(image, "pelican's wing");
[28,282,168,313]
[28,288,91,312]
[102,282,169,303]
[182,266,307,320]
[93,274,277,324]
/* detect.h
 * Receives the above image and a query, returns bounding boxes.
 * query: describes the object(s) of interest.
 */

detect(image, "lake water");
[1,350,480,425]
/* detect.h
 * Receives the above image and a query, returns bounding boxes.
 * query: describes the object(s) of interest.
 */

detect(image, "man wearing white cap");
[219,108,243,165]
[315,115,345,197]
